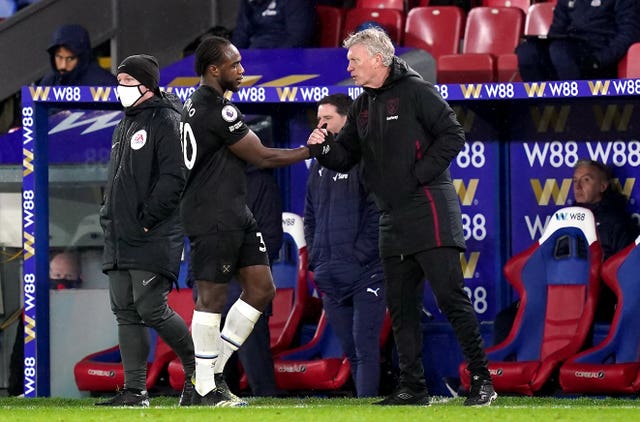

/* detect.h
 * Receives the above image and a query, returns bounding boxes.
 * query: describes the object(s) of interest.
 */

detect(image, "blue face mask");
[50,278,81,290]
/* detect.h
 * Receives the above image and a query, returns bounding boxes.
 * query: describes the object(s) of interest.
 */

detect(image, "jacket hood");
[365,56,422,95]
[48,24,91,56]
[124,91,183,116]
[47,25,93,81]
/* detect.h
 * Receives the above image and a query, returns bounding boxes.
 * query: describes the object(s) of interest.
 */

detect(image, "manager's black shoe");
[374,387,430,406]
[464,378,497,406]
[95,388,150,407]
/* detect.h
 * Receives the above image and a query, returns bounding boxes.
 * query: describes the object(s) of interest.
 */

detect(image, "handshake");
[307,123,334,158]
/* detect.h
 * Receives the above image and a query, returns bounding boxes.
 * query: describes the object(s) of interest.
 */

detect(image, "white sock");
[191,310,221,396]
[215,299,261,373]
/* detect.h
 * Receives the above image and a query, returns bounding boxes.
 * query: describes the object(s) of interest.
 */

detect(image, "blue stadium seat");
[460,206,602,395]
[560,235,640,394]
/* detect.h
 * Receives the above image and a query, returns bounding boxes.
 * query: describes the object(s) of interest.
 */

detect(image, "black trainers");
[374,386,430,406]
[179,377,195,407]
[214,373,247,406]
[95,388,150,407]
[464,377,497,406]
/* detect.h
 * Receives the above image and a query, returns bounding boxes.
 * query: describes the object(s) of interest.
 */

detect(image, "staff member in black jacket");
[306,28,495,406]
[97,55,195,407]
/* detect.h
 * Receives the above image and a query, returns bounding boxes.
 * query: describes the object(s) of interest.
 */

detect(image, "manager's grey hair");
[343,27,395,66]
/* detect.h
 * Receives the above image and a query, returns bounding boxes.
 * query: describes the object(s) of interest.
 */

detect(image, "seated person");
[231,0,316,48]
[49,250,82,289]
[516,0,640,81]
[40,24,117,86]
[572,159,640,321]
[493,159,640,344]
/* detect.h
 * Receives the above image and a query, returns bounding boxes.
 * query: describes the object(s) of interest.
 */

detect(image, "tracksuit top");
[317,57,466,258]
[304,161,382,298]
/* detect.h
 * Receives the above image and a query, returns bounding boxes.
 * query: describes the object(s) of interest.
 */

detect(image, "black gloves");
[307,123,335,158]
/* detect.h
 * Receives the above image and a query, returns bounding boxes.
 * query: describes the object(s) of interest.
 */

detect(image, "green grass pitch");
[1,395,639,421]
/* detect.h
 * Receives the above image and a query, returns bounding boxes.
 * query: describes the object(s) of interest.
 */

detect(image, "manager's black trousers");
[383,247,489,392]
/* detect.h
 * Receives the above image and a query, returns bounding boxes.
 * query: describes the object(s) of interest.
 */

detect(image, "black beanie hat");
[117,54,160,94]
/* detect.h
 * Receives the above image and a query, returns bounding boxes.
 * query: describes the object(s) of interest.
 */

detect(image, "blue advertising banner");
[509,99,640,257]
[510,140,640,254]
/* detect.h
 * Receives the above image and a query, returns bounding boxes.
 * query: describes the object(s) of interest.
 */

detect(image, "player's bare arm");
[229,129,310,168]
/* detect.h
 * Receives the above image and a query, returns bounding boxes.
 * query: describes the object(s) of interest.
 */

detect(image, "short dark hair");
[194,36,232,76]
[318,94,353,116]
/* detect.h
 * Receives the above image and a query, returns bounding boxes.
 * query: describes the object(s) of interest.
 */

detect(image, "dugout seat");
[74,288,195,392]
[356,0,406,11]
[481,0,530,14]
[272,310,392,391]
[437,7,524,83]
[559,235,640,394]
[167,212,313,391]
[618,43,640,79]
[403,6,465,60]
[496,2,555,81]
[460,206,602,395]
[316,5,345,48]
[343,8,405,44]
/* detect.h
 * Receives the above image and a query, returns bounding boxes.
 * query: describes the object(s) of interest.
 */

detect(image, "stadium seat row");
[320,3,640,83]
[460,206,640,396]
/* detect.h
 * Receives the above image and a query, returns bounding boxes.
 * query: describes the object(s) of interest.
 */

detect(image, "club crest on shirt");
[221,105,238,122]
[130,129,147,150]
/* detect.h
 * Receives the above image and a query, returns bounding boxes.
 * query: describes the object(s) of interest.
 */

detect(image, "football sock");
[215,299,261,374]
[191,310,221,396]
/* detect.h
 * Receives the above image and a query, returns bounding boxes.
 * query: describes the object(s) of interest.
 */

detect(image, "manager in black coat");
[306,28,495,407]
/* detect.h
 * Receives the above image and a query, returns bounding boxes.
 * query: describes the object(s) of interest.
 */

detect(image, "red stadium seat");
[496,2,554,82]
[272,310,392,392]
[437,6,523,83]
[524,2,554,37]
[403,6,465,59]
[481,0,530,14]
[460,207,602,395]
[316,5,345,48]
[560,235,640,395]
[357,0,405,11]
[74,289,195,393]
[618,43,640,79]
[343,8,405,44]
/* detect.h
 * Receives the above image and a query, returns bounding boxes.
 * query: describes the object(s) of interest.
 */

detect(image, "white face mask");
[116,84,143,108]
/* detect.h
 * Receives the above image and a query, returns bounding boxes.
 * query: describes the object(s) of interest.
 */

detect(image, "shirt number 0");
[179,122,197,170]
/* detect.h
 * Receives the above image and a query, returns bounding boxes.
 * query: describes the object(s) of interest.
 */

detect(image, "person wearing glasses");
[40,24,116,86]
